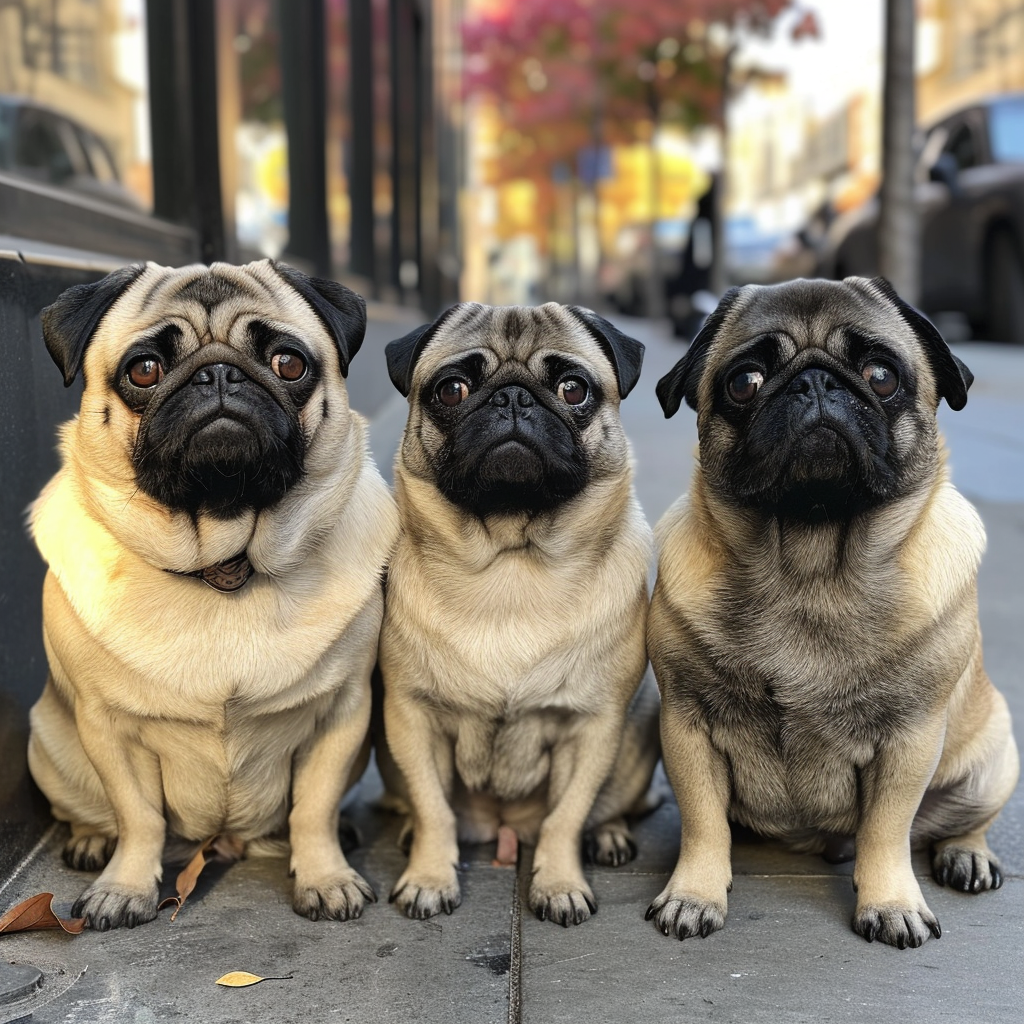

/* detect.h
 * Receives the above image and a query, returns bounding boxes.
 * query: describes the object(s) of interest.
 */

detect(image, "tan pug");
[377,302,661,926]
[28,259,398,929]
[645,276,1019,948]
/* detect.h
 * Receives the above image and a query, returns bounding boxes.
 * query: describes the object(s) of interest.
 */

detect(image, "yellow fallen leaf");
[216,971,293,988]
[217,972,265,988]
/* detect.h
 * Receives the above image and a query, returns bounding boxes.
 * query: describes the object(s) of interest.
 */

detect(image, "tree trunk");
[878,0,919,303]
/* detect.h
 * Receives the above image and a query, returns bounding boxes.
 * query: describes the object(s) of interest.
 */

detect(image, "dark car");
[821,93,1024,342]
[0,96,144,211]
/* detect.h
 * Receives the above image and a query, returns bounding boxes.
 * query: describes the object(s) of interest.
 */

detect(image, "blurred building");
[918,0,1024,122]
[0,0,459,312]
[723,0,1024,287]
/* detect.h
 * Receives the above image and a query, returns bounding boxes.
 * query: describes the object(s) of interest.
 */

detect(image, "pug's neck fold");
[692,454,956,583]
[165,552,254,592]
[59,402,371,580]
[395,465,643,572]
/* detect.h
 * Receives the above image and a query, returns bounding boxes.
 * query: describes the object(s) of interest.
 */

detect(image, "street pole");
[878,0,919,303]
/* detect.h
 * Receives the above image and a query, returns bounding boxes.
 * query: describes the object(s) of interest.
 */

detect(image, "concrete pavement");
[1,317,1021,1023]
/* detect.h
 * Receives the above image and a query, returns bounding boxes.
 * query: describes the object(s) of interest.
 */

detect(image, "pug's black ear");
[273,262,367,377]
[656,287,743,417]
[867,276,973,411]
[564,306,645,398]
[41,263,147,387]
[385,304,465,397]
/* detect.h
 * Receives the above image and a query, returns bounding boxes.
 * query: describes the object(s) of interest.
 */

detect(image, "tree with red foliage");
[463,0,809,183]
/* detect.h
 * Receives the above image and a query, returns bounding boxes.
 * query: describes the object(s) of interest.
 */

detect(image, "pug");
[646,276,1019,948]
[377,302,661,926]
[27,259,399,929]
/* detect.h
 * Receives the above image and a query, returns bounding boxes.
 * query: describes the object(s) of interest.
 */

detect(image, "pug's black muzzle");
[135,358,305,518]
[435,383,588,516]
[722,359,900,523]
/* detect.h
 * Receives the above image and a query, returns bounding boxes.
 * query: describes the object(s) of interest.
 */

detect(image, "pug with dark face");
[28,260,398,929]
[646,276,1018,948]
[378,302,660,926]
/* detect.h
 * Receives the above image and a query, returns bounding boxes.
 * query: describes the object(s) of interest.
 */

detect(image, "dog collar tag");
[167,553,254,593]
[199,554,254,592]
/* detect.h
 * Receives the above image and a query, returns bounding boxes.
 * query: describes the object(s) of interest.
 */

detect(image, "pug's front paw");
[646,890,726,939]
[852,902,942,948]
[293,869,376,921]
[72,881,159,930]
[529,875,597,926]
[389,868,461,919]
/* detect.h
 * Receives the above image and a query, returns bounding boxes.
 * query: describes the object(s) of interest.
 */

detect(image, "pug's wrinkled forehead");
[101,264,326,364]
[388,301,645,401]
[416,304,617,389]
[724,278,921,360]
[656,276,971,417]
[43,258,366,388]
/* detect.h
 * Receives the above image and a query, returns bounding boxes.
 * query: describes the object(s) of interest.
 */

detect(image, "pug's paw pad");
[389,871,461,919]
[646,893,726,939]
[529,882,597,926]
[933,846,1003,892]
[584,823,637,868]
[293,870,376,921]
[853,904,941,948]
[63,833,116,872]
[72,882,158,930]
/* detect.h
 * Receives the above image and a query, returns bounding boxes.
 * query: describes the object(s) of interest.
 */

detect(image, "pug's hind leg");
[584,817,637,868]
[64,826,117,872]
[926,731,1018,894]
[646,713,732,940]
[932,823,1004,893]
[384,694,462,919]
[289,680,376,922]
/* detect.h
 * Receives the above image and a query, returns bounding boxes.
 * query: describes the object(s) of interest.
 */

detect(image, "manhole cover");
[0,964,42,1005]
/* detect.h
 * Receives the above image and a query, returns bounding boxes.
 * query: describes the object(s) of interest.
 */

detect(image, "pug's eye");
[862,361,898,398]
[727,369,764,403]
[127,357,164,388]
[271,350,307,381]
[557,378,589,406]
[436,378,470,406]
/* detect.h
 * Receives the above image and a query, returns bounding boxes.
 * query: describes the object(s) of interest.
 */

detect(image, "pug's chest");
[689,612,909,835]
[142,692,335,840]
[705,689,871,836]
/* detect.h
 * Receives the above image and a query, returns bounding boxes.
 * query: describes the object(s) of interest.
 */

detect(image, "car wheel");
[986,229,1024,344]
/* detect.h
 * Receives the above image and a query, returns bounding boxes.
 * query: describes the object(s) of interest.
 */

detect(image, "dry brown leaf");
[216,971,293,988]
[0,892,85,935]
[159,834,245,921]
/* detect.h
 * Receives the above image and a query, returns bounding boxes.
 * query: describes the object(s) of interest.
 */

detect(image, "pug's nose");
[191,363,248,393]
[788,367,843,397]
[490,386,535,409]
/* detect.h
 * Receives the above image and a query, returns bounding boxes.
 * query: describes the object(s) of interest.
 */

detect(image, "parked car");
[820,93,1024,342]
[0,96,144,211]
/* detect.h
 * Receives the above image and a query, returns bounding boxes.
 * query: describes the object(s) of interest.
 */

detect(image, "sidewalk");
[1,317,1021,1024]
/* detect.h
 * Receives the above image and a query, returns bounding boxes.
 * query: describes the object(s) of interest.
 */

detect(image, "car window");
[0,103,13,168]
[54,118,90,176]
[989,98,1024,163]
[75,125,119,183]
[13,108,75,183]
[943,123,979,171]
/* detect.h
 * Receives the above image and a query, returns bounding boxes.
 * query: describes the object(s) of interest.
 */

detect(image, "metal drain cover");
[0,963,42,1005]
